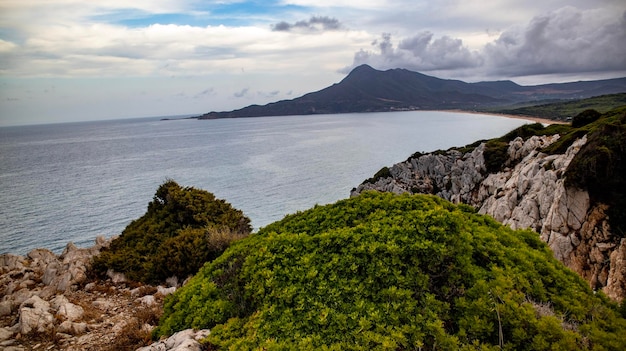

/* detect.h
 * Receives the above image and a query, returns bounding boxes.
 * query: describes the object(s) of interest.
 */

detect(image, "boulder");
[18,296,54,334]
[605,239,626,300]
[0,327,14,341]
[51,296,84,322]
[137,329,211,351]
[157,286,176,296]
[0,301,12,317]
[58,321,89,335]
[137,295,157,307]
[0,254,25,273]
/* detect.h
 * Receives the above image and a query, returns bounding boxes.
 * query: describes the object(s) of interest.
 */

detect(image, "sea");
[0,111,532,255]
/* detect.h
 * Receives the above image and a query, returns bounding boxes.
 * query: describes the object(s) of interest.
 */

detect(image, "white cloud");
[0,39,17,52]
[2,21,370,77]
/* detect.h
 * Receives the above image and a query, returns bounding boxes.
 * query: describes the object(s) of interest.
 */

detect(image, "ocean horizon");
[0,111,533,255]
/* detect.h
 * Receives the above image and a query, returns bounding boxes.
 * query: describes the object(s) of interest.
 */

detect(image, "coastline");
[443,109,569,125]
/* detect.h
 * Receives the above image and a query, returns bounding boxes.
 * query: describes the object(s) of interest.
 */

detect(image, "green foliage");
[483,139,509,173]
[364,166,392,184]
[565,107,626,236]
[155,192,626,350]
[91,180,251,284]
[501,123,547,141]
[470,123,573,173]
[572,109,601,128]
[490,93,626,120]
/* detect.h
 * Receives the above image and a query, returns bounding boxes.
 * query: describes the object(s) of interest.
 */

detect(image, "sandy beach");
[444,109,569,125]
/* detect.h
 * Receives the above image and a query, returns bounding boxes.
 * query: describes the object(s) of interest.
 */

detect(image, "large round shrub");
[155,192,626,350]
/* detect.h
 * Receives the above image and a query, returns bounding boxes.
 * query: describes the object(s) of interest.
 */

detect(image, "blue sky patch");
[98,2,309,28]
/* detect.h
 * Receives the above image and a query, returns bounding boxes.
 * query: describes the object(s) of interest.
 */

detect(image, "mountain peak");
[197,67,626,119]
[351,64,376,72]
[343,64,379,80]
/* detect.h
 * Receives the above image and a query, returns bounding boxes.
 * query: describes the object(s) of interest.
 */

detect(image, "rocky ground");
[0,237,207,351]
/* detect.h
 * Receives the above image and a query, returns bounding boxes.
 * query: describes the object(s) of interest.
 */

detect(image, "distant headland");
[194,64,626,120]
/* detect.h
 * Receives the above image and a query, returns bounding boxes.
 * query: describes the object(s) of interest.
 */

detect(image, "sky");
[1,0,625,126]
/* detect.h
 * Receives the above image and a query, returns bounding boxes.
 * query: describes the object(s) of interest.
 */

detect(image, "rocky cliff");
[352,131,626,300]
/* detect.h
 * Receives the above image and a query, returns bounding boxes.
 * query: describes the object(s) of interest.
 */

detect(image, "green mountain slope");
[490,93,626,121]
[155,192,626,350]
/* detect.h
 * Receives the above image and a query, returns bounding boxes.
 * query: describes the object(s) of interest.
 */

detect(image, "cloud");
[194,88,214,99]
[234,88,249,98]
[342,6,626,79]
[342,32,483,73]
[258,90,280,98]
[272,16,343,32]
[484,6,626,76]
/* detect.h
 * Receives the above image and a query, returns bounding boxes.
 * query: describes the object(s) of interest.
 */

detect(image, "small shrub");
[483,139,509,173]
[105,305,162,351]
[364,166,391,184]
[91,180,252,284]
[502,123,546,142]
[572,109,601,128]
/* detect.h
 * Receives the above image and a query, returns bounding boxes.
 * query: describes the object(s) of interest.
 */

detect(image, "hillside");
[197,65,626,119]
[352,106,626,301]
[156,192,626,350]
[489,93,626,120]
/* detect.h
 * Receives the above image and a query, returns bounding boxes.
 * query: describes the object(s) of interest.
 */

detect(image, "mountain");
[197,65,626,119]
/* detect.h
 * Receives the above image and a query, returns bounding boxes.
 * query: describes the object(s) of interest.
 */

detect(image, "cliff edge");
[352,108,626,300]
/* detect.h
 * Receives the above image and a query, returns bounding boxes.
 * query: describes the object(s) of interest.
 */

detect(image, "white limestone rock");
[18,295,54,335]
[137,329,211,351]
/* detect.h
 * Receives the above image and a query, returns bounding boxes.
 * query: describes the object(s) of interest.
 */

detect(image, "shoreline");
[443,109,569,125]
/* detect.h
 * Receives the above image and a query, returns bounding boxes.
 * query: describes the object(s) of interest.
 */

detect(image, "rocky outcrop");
[0,237,177,350]
[352,133,625,300]
[138,329,211,351]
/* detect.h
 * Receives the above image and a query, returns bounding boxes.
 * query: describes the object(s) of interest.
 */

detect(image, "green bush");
[155,192,626,350]
[91,180,251,284]
[483,139,509,173]
[364,166,392,184]
[501,122,546,142]
[571,109,601,128]
[565,107,626,236]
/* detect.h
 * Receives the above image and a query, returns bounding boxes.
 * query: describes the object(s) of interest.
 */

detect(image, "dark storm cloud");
[271,16,343,32]
[484,7,626,76]
[341,32,483,73]
[342,7,626,78]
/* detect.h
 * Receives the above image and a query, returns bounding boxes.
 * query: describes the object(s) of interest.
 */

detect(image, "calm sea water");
[0,111,530,255]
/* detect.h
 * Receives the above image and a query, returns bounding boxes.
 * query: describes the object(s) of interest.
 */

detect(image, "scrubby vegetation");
[91,180,252,284]
[155,192,626,350]
[565,106,626,236]
[571,109,601,128]
[364,166,392,184]
[490,93,626,120]
[482,122,571,173]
